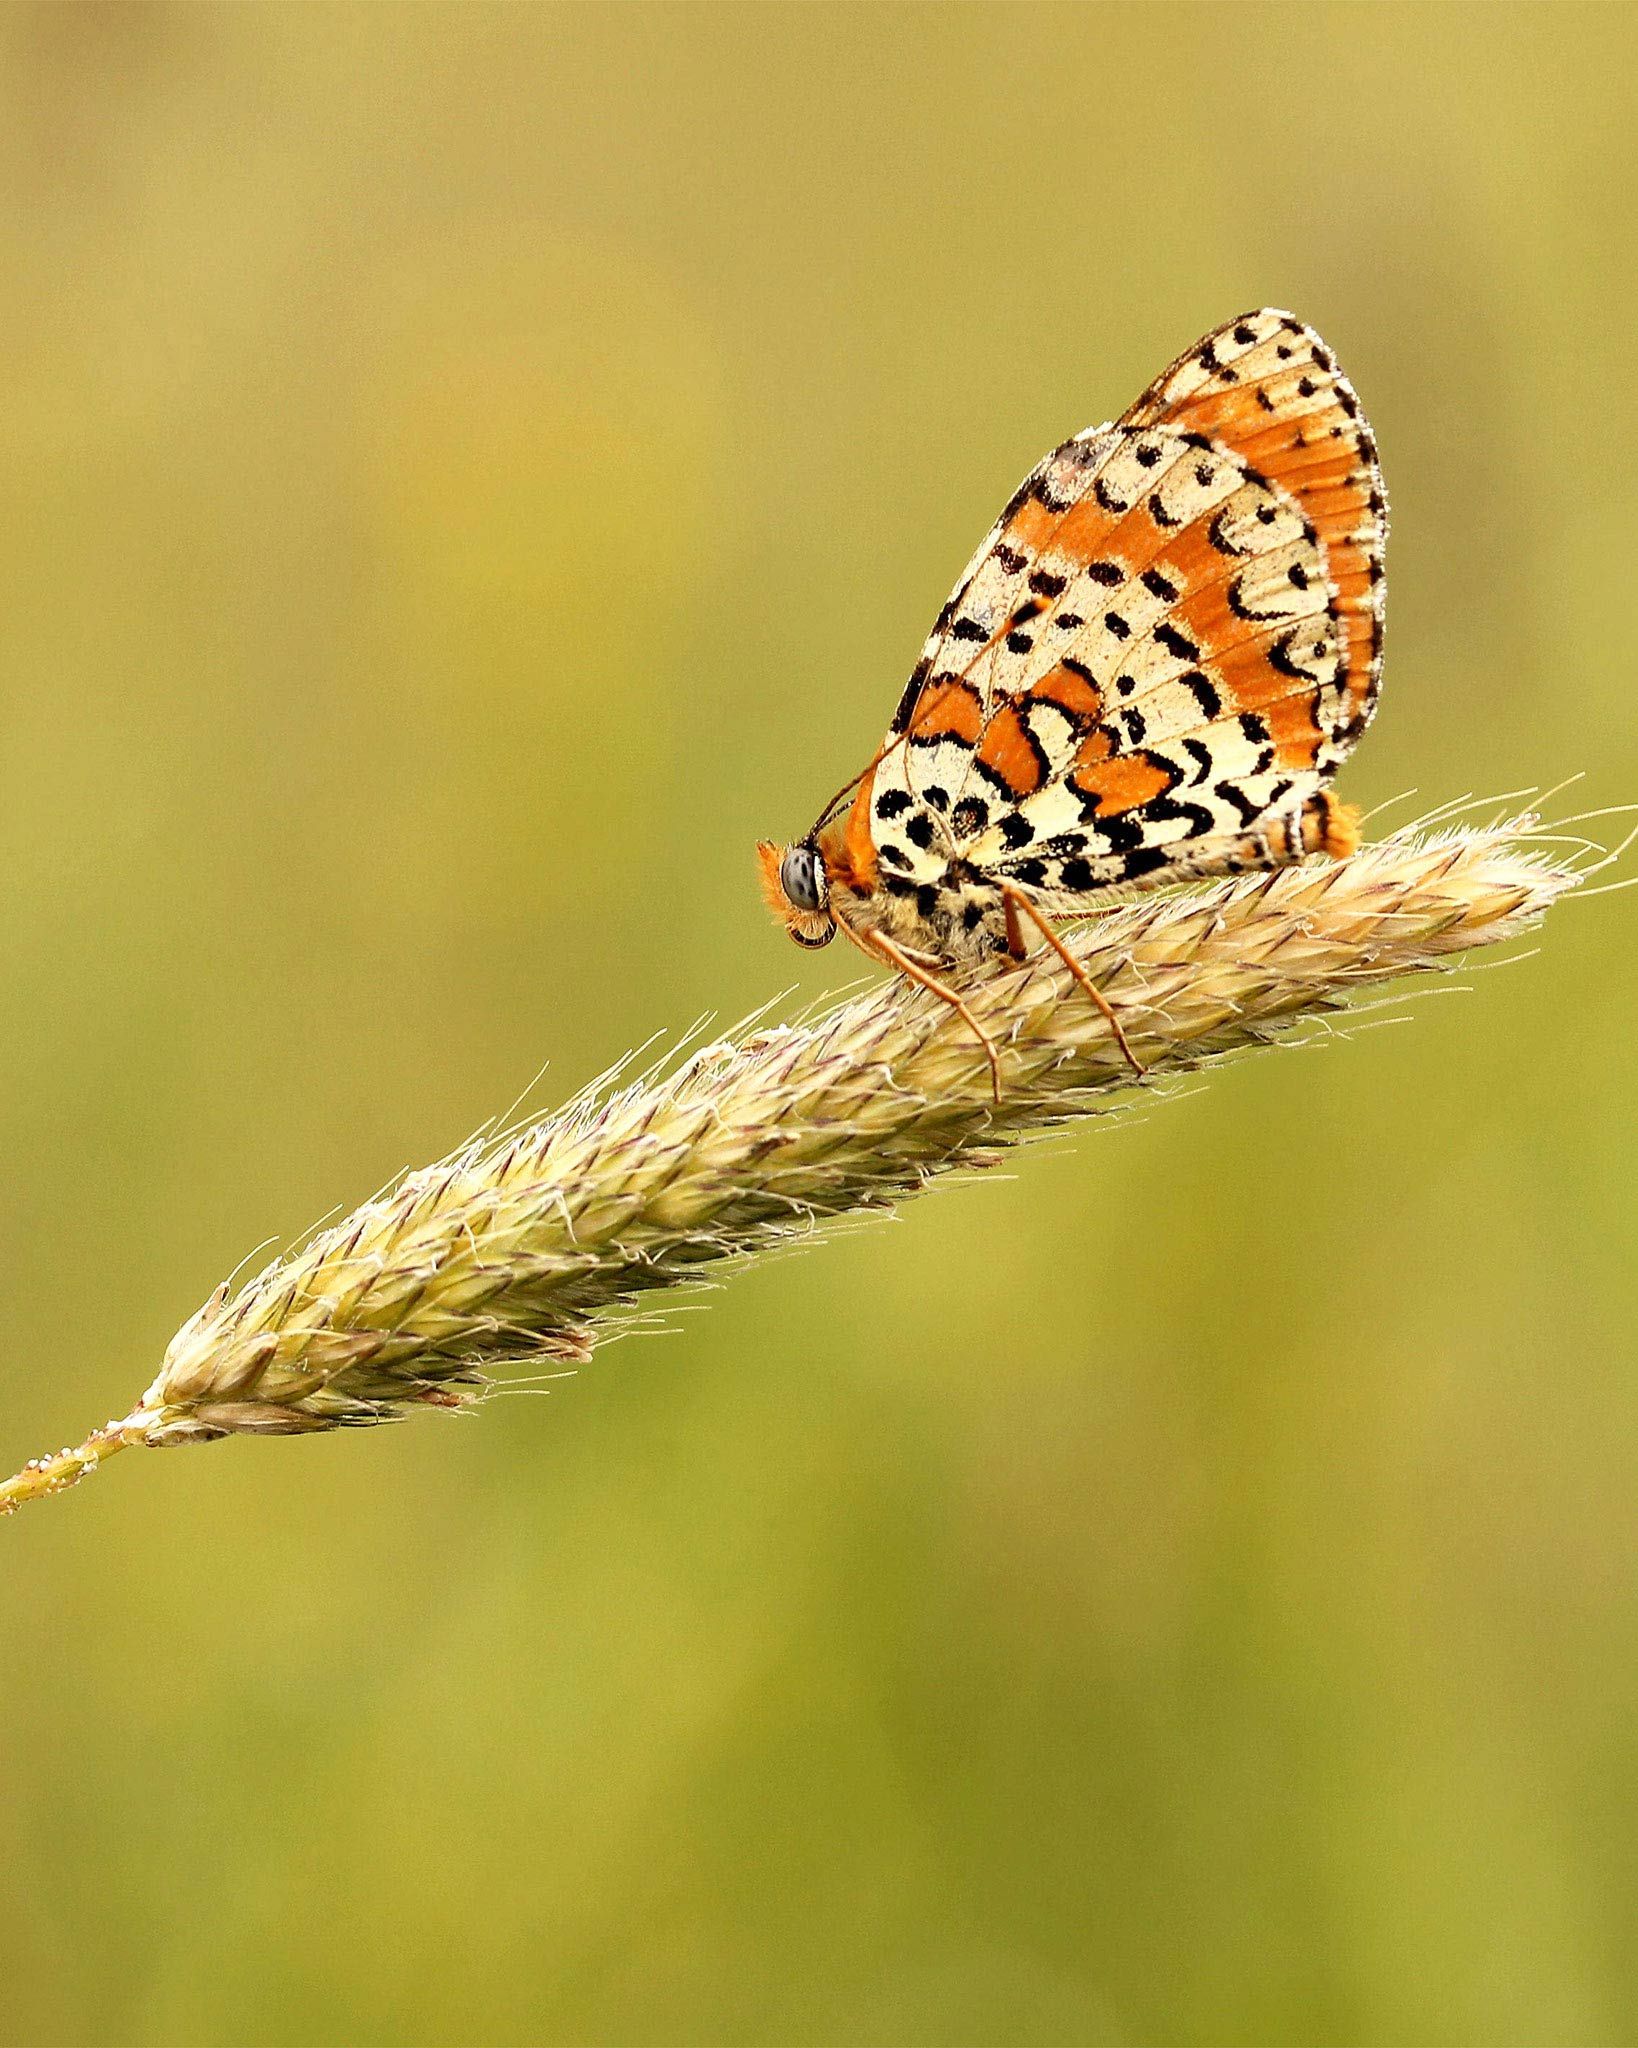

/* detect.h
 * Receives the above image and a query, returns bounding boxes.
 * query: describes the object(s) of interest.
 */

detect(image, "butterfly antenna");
[811,737,907,835]
[810,762,869,835]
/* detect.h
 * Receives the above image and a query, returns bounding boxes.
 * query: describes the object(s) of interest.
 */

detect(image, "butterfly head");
[756,838,836,949]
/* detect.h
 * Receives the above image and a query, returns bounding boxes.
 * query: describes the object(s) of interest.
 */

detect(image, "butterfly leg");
[1000,884,1145,1078]
[843,923,1005,1103]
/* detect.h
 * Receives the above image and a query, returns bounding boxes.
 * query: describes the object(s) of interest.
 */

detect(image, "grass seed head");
[0,821,1585,1515]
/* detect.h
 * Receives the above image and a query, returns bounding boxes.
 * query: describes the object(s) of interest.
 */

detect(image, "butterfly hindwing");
[871,309,1386,901]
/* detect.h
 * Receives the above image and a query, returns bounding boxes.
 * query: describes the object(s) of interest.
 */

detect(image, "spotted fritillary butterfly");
[759,309,1387,1091]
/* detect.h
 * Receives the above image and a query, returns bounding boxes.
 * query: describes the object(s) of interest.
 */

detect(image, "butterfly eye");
[780,844,825,913]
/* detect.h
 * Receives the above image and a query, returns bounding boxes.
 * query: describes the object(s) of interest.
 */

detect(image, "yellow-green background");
[2,6,1634,2044]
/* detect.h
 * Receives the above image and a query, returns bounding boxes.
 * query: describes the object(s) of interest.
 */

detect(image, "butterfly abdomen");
[1299,789,1361,860]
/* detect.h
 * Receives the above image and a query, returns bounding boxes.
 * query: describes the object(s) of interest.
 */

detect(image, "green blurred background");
[2,6,1635,2043]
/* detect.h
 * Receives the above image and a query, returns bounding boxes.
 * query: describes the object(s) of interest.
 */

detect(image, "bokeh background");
[2,6,1634,2044]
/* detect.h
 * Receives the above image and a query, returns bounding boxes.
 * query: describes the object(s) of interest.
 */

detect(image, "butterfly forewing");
[869,309,1386,901]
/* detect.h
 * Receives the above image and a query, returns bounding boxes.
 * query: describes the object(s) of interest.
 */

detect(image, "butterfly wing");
[867,309,1386,899]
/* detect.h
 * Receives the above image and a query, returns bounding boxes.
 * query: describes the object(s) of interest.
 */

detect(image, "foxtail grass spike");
[0,822,1583,1518]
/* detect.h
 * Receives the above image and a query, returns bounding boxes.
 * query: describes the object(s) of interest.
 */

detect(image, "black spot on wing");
[1078,805,1143,851]
[950,795,989,838]
[1227,575,1287,624]
[889,659,930,733]
[1029,473,1074,515]
[1208,508,1249,556]
[1154,623,1199,661]
[1267,631,1311,680]
[1144,794,1217,838]
[1218,782,1262,828]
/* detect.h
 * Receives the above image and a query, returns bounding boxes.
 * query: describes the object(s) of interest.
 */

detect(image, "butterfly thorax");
[816,779,1009,964]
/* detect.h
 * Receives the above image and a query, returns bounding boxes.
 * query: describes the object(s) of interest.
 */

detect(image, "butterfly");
[758,309,1387,1096]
